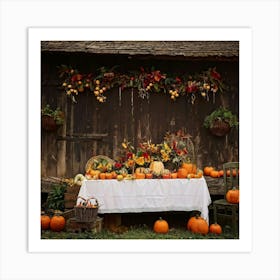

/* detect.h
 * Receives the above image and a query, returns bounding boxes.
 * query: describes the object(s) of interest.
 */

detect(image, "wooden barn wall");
[41,52,239,178]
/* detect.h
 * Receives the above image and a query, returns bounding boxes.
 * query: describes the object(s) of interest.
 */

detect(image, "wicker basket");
[74,196,99,223]
[85,155,115,172]
[209,120,231,137]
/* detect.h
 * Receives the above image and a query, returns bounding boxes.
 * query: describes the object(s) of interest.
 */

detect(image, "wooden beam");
[57,133,108,142]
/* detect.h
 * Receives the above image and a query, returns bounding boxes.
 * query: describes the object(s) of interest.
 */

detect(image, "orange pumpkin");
[99,173,106,180]
[210,170,220,178]
[162,173,171,179]
[41,214,51,230]
[226,169,237,177]
[226,188,239,203]
[111,171,117,179]
[209,223,222,234]
[204,166,214,176]
[145,173,153,179]
[177,168,188,178]
[171,172,178,179]
[187,216,197,231]
[135,173,145,179]
[105,172,113,179]
[187,215,209,235]
[182,162,197,175]
[50,215,65,232]
[218,170,224,177]
[153,217,169,234]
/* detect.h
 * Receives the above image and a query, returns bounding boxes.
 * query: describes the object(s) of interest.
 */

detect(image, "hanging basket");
[209,119,231,137]
[41,115,59,131]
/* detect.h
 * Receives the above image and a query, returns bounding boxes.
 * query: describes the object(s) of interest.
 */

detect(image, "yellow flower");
[161,152,170,162]
[122,143,128,149]
[135,156,145,166]
[125,159,135,168]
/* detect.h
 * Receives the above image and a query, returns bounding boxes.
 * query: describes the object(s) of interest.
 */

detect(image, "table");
[77,177,212,223]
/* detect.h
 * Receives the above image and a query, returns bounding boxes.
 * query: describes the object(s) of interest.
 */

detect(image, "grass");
[41,225,238,239]
[41,211,239,239]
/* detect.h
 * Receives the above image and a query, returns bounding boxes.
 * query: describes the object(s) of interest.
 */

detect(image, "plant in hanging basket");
[41,104,64,131]
[203,107,238,136]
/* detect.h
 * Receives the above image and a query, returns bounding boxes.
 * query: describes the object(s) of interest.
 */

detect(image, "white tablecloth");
[77,177,212,223]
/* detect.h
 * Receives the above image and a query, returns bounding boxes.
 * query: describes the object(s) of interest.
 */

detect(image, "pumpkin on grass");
[226,187,239,204]
[209,223,222,234]
[187,215,209,235]
[50,212,66,232]
[153,217,169,234]
[41,213,51,230]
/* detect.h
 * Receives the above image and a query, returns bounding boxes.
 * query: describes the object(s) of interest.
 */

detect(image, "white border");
[28,27,252,253]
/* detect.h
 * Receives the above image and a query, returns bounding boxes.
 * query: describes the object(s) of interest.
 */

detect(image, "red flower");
[186,81,198,93]
[143,152,149,159]
[175,77,181,83]
[127,152,133,159]
[114,162,122,169]
[210,69,221,80]
[71,74,83,82]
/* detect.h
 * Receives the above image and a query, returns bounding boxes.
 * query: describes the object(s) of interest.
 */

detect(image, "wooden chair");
[213,162,239,233]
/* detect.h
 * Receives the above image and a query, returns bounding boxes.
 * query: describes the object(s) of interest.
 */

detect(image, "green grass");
[41,224,238,239]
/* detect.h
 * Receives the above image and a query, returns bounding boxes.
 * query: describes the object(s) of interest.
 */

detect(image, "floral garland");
[58,65,226,104]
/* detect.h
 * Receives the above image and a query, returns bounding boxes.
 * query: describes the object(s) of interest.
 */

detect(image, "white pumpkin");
[149,161,164,175]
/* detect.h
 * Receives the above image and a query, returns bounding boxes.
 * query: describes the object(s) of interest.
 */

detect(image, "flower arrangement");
[58,65,226,104]
[114,130,195,175]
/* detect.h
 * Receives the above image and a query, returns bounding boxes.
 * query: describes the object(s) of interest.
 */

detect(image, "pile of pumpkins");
[41,211,66,232]
[153,216,222,235]
[203,166,239,178]
[85,160,203,181]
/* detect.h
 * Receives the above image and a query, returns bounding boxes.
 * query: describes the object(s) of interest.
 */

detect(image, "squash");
[149,161,164,176]
[135,167,146,174]
[74,174,85,186]
[153,217,169,234]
